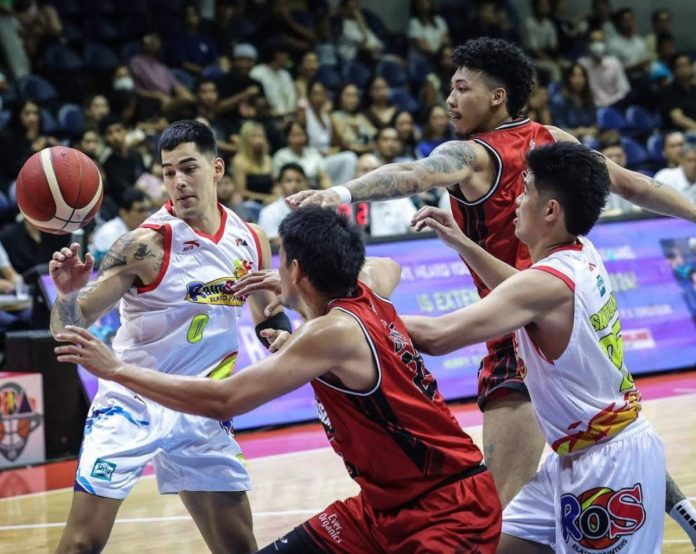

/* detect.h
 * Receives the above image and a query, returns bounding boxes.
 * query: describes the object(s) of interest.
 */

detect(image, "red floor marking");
[1,370,693,499]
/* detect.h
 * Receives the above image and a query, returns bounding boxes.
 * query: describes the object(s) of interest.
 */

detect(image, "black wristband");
[255,311,292,349]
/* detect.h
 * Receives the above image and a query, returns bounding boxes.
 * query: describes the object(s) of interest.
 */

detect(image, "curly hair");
[452,37,535,118]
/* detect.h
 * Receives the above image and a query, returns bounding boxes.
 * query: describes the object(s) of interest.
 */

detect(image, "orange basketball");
[17,418,31,439]
[16,146,103,235]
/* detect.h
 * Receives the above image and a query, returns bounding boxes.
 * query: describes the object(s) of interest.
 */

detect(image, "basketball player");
[287,37,696,540]
[55,207,502,553]
[48,120,292,553]
[405,142,665,552]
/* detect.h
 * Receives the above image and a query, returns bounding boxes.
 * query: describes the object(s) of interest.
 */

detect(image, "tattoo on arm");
[51,294,86,331]
[348,141,477,201]
[651,178,664,189]
[133,243,155,261]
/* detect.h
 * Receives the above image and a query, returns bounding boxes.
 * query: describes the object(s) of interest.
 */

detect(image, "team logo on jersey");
[561,483,646,552]
[183,240,201,251]
[91,458,117,481]
[235,238,248,247]
[185,260,253,305]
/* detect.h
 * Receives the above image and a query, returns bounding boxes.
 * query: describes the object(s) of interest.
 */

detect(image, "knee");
[57,532,108,554]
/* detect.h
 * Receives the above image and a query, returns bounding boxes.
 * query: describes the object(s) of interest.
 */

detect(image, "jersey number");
[599,319,634,392]
[187,313,209,344]
[401,350,437,400]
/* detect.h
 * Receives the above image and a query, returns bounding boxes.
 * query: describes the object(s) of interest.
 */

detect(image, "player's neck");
[530,235,579,263]
[182,203,221,236]
[479,111,514,133]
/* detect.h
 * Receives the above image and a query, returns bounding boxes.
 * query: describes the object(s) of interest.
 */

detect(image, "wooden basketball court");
[1,378,694,552]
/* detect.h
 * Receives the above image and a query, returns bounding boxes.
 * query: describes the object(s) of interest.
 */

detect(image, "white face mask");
[114,76,135,90]
[589,42,607,57]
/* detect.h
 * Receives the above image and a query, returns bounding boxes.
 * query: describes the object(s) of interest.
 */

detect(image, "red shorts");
[477,334,528,411]
[300,469,501,553]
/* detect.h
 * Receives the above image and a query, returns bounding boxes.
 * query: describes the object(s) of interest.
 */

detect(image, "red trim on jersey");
[164,201,227,244]
[242,221,263,269]
[165,200,174,216]
[547,241,584,255]
[137,223,172,293]
[532,265,575,292]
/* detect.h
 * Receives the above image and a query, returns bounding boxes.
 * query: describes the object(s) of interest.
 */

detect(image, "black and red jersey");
[448,118,556,297]
[312,282,483,511]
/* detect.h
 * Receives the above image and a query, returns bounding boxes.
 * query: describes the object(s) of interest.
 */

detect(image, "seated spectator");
[662,131,686,169]
[166,3,218,75]
[99,115,146,209]
[0,240,31,333]
[134,158,167,207]
[231,121,275,206]
[331,83,377,155]
[646,8,673,62]
[578,28,630,108]
[258,162,310,247]
[391,110,420,159]
[84,94,111,131]
[217,174,255,222]
[250,41,297,120]
[253,0,316,58]
[272,121,331,190]
[336,0,384,63]
[408,0,450,62]
[201,1,250,58]
[599,138,641,215]
[364,75,397,130]
[194,79,238,157]
[608,8,650,83]
[522,0,562,81]
[526,75,553,125]
[0,4,30,80]
[129,32,196,118]
[416,104,453,159]
[0,100,59,195]
[14,0,62,60]
[294,50,320,106]
[216,43,267,128]
[74,129,104,163]
[374,127,409,165]
[585,0,617,42]
[462,0,520,43]
[549,0,588,60]
[112,65,136,93]
[550,63,598,142]
[89,189,152,263]
[654,143,696,201]
[650,33,677,83]
[419,44,457,110]
[660,53,696,134]
[0,217,69,275]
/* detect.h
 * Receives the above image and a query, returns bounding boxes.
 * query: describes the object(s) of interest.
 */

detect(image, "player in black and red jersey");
[287,38,696,534]
[54,207,502,553]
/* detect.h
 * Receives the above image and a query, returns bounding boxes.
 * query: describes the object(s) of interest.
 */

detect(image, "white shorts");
[502,418,664,554]
[75,381,250,500]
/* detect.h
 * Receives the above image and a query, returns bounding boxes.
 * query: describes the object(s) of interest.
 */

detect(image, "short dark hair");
[159,119,217,157]
[119,188,149,211]
[451,38,535,117]
[279,207,365,296]
[278,162,306,181]
[98,114,124,136]
[526,142,610,236]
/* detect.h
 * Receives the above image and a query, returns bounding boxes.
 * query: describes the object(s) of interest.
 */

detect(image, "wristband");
[255,312,292,349]
[333,185,352,204]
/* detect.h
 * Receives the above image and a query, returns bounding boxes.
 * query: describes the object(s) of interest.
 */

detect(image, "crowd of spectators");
[0,0,695,336]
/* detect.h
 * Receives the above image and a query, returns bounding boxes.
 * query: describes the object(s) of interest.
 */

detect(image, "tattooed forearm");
[50,293,85,334]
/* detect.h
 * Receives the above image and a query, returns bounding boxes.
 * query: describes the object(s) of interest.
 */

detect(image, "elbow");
[204,389,239,421]
[416,321,448,356]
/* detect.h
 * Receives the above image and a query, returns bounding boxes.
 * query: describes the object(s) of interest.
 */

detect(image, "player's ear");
[212,157,225,181]
[546,198,561,221]
[491,87,506,108]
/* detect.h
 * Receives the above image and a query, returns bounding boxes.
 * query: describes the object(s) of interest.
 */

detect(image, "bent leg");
[483,391,545,507]
[55,491,122,554]
[179,490,256,554]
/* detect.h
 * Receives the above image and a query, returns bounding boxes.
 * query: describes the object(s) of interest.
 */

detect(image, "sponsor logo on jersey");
[235,238,248,247]
[183,240,201,251]
[185,260,253,305]
[596,274,607,296]
[561,483,646,552]
[91,458,117,481]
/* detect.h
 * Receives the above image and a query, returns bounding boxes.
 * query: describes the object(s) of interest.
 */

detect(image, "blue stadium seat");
[646,134,665,162]
[625,105,656,135]
[41,109,60,135]
[408,55,433,86]
[377,60,408,88]
[84,43,120,72]
[121,41,141,62]
[62,18,83,44]
[58,104,85,139]
[620,137,649,168]
[317,64,342,92]
[201,65,225,82]
[547,81,562,96]
[597,106,627,131]
[390,88,419,113]
[342,61,372,89]
[83,17,119,41]
[45,43,83,71]
[172,68,196,91]
[0,110,10,130]
[18,74,58,103]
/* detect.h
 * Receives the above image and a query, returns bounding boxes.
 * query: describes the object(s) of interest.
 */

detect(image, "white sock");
[670,499,696,543]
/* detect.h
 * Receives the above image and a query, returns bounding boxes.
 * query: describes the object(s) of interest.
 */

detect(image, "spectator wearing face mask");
[578,28,630,108]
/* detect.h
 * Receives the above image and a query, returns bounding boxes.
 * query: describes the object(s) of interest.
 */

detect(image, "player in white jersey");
[48,120,292,553]
[403,142,665,553]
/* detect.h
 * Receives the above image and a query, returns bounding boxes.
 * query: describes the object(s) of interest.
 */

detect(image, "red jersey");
[313,282,484,511]
[448,118,556,297]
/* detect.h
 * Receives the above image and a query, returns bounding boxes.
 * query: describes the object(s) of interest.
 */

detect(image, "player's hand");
[286,189,341,209]
[232,269,281,298]
[411,207,468,250]
[260,328,290,353]
[48,243,95,297]
[54,326,121,379]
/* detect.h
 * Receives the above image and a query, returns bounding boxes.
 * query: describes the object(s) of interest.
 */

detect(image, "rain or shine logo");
[185,260,253,306]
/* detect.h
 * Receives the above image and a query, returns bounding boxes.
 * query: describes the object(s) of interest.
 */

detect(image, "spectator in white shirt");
[654,143,696,202]
[258,163,309,246]
[523,0,561,81]
[272,121,331,189]
[408,0,450,61]
[578,28,630,108]
[598,139,641,216]
[250,41,297,119]
[336,0,384,63]
[89,189,153,263]
[607,8,649,76]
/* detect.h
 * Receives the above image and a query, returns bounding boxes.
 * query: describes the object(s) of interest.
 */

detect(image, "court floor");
[1,371,695,553]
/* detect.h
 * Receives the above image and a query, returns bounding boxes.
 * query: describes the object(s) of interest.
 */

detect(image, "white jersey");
[110,202,262,379]
[514,236,641,456]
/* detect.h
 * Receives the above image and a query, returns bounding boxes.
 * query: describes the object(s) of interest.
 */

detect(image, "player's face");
[514,171,545,245]
[161,142,224,220]
[278,246,299,309]
[447,67,501,135]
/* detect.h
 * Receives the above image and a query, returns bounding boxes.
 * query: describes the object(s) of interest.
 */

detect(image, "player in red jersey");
[54,206,502,553]
[287,37,696,522]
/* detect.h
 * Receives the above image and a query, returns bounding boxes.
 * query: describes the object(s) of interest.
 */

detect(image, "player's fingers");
[54,344,81,355]
[83,252,95,271]
[287,190,312,207]
[54,332,85,345]
[263,296,282,317]
[70,242,81,253]
[420,217,448,234]
[56,354,80,364]
[65,325,95,341]
[60,247,73,257]
[411,206,435,224]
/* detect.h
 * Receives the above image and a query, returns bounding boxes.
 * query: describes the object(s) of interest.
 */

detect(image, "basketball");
[17,418,31,440]
[16,146,103,235]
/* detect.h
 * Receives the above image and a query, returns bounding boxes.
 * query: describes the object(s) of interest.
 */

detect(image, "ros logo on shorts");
[561,483,646,550]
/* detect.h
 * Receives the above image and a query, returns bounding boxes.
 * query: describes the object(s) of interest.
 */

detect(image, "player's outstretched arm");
[412,206,518,289]
[548,126,696,222]
[49,228,161,336]
[404,269,571,355]
[287,140,487,208]
[55,314,364,420]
